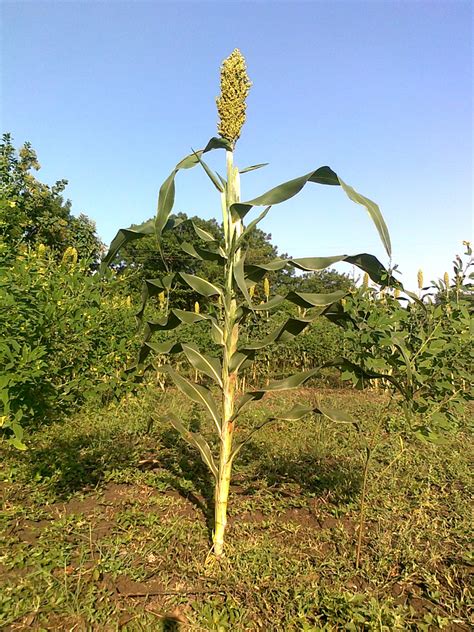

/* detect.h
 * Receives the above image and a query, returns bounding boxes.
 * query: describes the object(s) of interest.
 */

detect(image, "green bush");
[0,245,139,448]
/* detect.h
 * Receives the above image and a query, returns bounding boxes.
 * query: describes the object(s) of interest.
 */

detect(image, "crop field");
[1,388,472,631]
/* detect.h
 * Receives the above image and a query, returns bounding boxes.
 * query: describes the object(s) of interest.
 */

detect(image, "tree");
[0,133,102,262]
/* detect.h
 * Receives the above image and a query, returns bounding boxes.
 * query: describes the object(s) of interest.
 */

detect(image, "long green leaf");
[179,273,223,297]
[235,206,272,249]
[252,290,347,311]
[338,177,391,258]
[155,138,231,244]
[233,255,253,308]
[230,166,391,257]
[100,219,155,271]
[164,413,218,479]
[192,148,224,192]
[239,163,269,174]
[241,316,316,352]
[181,344,223,387]
[159,366,221,434]
[179,241,226,264]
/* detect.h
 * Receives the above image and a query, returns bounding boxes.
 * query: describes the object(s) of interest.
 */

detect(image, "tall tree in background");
[0,133,102,262]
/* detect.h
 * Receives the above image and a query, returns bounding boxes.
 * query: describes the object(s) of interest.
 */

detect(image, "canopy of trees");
[0,134,102,262]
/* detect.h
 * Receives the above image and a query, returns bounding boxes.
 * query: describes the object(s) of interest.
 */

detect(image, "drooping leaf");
[231,166,339,220]
[100,218,156,271]
[338,177,391,258]
[158,366,221,434]
[241,316,317,351]
[179,273,223,297]
[144,310,208,336]
[233,255,253,308]
[179,241,226,265]
[181,344,223,387]
[253,290,347,311]
[164,413,218,478]
[155,138,231,244]
[229,166,391,257]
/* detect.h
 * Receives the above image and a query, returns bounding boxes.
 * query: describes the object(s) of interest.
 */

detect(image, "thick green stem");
[213,149,241,557]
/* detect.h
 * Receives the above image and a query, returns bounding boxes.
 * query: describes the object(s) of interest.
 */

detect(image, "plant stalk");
[213,149,241,557]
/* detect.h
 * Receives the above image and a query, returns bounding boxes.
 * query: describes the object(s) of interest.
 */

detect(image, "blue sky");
[2,0,472,289]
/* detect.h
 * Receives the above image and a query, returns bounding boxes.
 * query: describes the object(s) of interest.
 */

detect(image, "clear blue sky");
[2,1,472,289]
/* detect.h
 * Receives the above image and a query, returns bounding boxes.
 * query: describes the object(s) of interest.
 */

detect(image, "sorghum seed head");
[417,269,423,290]
[263,277,270,299]
[216,49,251,146]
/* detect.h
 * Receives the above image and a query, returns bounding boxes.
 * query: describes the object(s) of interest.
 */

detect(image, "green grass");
[1,387,472,630]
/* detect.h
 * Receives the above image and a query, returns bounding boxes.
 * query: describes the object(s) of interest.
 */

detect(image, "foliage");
[103,49,393,556]
[339,243,473,442]
[0,133,103,262]
[0,246,139,449]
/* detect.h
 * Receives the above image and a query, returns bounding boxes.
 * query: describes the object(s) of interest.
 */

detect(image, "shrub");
[0,245,139,448]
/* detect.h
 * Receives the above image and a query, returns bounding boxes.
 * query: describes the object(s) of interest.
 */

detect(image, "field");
[1,387,472,631]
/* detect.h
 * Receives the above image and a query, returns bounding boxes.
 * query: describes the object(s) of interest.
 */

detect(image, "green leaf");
[156,172,177,238]
[338,177,391,258]
[315,402,358,425]
[241,316,316,351]
[245,253,394,288]
[192,223,218,243]
[158,366,221,434]
[284,290,347,310]
[179,273,222,297]
[100,218,155,271]
[192,148,224,192]
[229,166,391,257]
[9,437,27,450]
[181,344,223,387]
[239,163,269,174]
[202,137,233,152]
[155,138,231,244]
[145,310,208,336]
[233,255,253,308]
[164,413,218,478]
[179,241,226,265]
[236,206,272,249]
[273,404,314,421]
[231,166,339,219]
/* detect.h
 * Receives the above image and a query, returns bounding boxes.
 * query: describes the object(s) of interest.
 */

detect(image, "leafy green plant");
[340,242,473,441]
[336,243,473,566]
[0,245,140,448]
[103,49,394,556]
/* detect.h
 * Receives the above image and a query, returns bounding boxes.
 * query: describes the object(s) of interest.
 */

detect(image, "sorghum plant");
[103,50,393,556]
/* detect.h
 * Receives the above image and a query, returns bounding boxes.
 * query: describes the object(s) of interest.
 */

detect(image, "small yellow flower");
[249,285,256,299]
[194,301,200,314]
[362,272,369,288]
[216,49,251,146]
[443,272,449,287]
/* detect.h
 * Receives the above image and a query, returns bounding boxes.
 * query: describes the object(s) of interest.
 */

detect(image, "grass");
[1,386,472,631]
